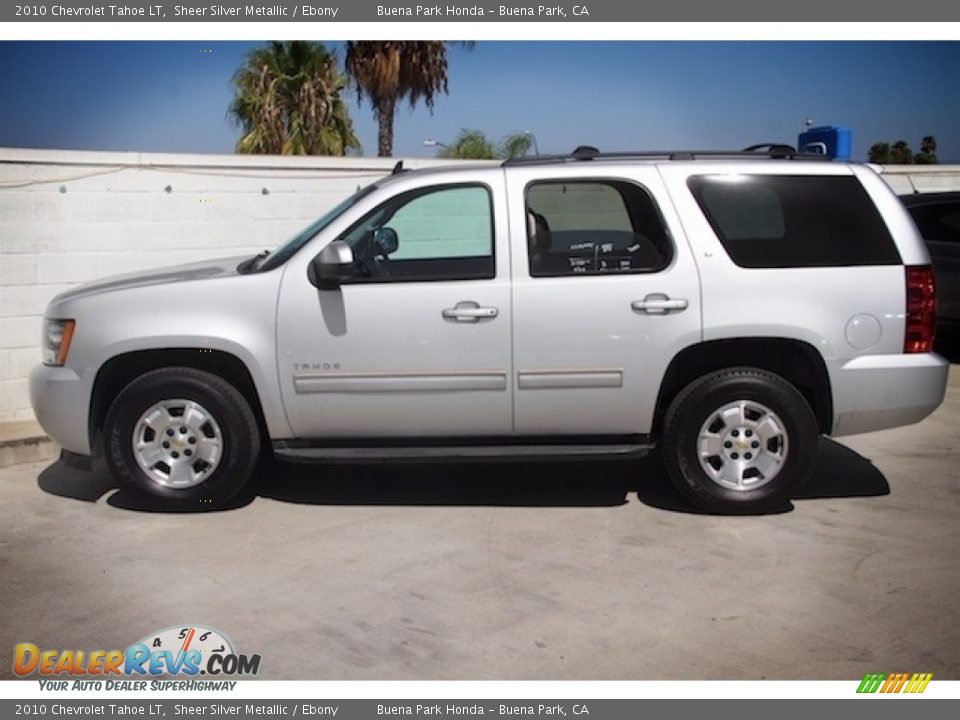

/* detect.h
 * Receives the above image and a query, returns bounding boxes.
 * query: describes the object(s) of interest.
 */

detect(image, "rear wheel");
[104,367,260,509]
[661,367,818,513]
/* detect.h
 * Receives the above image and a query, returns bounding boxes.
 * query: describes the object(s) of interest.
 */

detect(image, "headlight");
[42,319,75,367]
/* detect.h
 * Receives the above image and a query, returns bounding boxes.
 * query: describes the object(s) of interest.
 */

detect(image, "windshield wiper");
[238,250,270,274]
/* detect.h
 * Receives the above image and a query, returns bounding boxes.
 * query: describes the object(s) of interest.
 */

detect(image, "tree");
[868,142,891,164]
[916,136,938,165]
[868,136,939,165]
[229,41,359,156]
[890,140,914,165]
[436,130,535,160]
[346,42,469,157]
[499,132,534,159]
[439,129,498,159]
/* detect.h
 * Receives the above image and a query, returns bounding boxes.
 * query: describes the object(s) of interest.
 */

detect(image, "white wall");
[876,164,960,195]
[0,147,472,423]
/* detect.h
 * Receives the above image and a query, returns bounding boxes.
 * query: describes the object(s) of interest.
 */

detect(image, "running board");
[271,439,653,464]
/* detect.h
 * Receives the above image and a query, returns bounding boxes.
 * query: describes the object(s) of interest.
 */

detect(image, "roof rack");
[502,145,832,166]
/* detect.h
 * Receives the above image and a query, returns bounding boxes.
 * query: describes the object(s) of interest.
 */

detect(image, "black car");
[901,191,960,330]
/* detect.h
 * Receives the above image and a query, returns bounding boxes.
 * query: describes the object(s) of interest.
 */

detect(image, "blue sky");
[1,41,958,161]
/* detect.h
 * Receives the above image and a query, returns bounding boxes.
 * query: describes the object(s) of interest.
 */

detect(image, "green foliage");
[439,129,498,159]
[499,132,534,159]
[868,135,938,165]
[229,41,359,156]
[891,140,914,165]
[346,42,471,157]
[436,130,535,160]
[916,136,938,165]
[868,142,891,164]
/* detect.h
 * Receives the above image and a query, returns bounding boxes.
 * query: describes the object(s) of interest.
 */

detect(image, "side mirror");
[308,240,354,290]
[373,227,399,256]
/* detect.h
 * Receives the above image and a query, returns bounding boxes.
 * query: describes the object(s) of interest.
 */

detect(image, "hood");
[48,255,253,307]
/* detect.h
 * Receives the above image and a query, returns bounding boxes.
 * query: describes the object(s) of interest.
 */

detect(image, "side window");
[688,175,902,268]
[525,180,673,277]
[337,184,494,282]
[909,203,960,244]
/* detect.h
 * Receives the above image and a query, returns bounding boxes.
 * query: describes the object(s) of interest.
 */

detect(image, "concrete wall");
[0,147,472,423]
[876,164,960,195]
[2,148,960,425]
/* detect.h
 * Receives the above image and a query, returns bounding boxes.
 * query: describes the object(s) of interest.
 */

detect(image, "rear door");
[506,165,702,436]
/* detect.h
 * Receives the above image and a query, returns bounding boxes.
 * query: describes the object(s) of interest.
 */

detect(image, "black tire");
[104,367,261,509]
[660,367,818,514]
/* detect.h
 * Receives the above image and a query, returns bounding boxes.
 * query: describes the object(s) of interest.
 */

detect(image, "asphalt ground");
[1,350,957,681]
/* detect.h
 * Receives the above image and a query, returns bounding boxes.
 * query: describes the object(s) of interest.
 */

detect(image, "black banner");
[2,699,960,719]
[4,0,960,22]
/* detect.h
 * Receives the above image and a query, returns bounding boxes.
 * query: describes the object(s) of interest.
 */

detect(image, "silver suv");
[29,149,949,513]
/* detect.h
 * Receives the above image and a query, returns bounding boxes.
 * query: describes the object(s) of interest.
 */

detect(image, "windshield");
[257,183,377,272]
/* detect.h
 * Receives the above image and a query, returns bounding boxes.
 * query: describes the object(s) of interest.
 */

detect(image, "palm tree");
[435,129,534,160]
[916,135,938,164]
[346,42,468,157]
[439,129,498,159]
[498,132,534,159]
[230,41,360,156]
[868,142,891,164]
[890,140,915,165]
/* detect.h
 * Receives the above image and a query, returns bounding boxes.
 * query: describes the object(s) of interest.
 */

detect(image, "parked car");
[900,191,960,331]
[30,148,949,513]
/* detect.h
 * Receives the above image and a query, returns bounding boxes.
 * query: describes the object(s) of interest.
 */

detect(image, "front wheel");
[660,367,819,514]
[104,367,261,509]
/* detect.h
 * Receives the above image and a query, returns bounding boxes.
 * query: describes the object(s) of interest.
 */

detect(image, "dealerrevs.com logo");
[13,626,261,683]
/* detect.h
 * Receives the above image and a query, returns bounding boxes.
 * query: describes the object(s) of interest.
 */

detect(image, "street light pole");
[524,130,540,156]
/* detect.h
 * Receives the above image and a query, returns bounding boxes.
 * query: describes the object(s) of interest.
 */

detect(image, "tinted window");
[908,202,960,244]
[525,180,672,277]
[688,175,901,268]
[337,184,494,282]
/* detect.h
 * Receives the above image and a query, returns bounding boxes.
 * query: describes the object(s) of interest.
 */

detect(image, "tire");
[104,367,261,509]
[660,367,818,514]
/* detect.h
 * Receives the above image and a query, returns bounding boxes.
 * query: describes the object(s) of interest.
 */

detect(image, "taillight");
[904,265,936,353]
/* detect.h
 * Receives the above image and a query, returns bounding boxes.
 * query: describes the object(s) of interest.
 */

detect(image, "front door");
[276,177,513,439]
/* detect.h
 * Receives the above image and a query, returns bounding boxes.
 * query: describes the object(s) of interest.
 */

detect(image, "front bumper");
[830,352,950,436]
[29,364,92,455]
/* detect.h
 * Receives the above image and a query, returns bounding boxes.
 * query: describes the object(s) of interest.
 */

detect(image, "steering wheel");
[351,229,391,278]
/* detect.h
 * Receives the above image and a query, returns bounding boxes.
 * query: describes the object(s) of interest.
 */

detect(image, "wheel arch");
[652,338,833,439]
[89,348,269,456]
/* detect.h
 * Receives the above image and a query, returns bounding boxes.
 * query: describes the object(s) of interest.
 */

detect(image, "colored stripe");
[857,673,884,693]
[883,672,909,693]
[905,673,933,694]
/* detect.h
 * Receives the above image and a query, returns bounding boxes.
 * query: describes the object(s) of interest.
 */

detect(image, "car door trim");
[517,368,624,390]
[293,371,508,394]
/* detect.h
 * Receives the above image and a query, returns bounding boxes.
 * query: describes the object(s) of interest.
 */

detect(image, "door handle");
[631,294,688,315]
[442,301,499,323]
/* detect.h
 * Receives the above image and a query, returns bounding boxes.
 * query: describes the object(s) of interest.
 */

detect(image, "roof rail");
[502,146,832,166]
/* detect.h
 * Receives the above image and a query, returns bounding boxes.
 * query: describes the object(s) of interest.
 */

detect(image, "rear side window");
[688,175,901,268]
[908,202,960,244]
[525,179,673,277]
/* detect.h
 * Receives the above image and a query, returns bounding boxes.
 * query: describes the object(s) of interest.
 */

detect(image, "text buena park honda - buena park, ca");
[378,706,591,716]
[378,5,590,16]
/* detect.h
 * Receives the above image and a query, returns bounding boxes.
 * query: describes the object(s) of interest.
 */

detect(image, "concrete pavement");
[1,371,957,681]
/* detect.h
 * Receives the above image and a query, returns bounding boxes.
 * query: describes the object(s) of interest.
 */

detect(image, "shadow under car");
[38,437,889,516]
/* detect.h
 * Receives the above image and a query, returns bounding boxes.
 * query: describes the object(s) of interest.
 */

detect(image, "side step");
[272,439,653,464]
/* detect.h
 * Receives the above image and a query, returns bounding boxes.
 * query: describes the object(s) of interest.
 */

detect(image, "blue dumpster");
[798,126,852,160]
